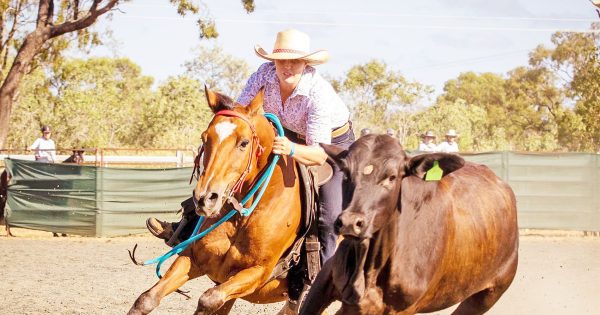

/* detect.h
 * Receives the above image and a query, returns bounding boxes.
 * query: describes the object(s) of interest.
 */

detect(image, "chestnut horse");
[128,88,302,315]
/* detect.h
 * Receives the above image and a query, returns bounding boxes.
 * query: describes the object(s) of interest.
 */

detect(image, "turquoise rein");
[142,113,285,278]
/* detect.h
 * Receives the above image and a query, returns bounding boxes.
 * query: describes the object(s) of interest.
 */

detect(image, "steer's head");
[323,134,464,239]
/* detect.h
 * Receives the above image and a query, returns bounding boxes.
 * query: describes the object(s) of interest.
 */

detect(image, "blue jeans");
[318,128,355,264]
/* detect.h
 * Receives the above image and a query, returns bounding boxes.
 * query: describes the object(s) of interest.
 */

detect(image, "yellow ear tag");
[425,160,443,181]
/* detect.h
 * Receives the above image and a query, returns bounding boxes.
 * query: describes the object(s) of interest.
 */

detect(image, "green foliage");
[184,45,251,97]
[337,59,432,142]
[7,57,216,150]
[528,23,600,151]
[7,58,154,149]
[134,75,212,148]
[413,99,489,152]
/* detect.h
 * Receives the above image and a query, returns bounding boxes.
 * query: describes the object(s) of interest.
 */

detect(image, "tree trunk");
[0,0,119,149]
[0,28,50,149]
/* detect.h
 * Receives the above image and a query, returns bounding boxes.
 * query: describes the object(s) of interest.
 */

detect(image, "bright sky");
[92,0,599,95]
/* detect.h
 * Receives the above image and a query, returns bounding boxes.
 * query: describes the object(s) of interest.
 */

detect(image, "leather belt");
[297,121,351,140]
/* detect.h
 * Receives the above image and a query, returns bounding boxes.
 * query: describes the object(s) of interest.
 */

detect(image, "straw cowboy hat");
[422,130,436,138]
[254,29,330,66]
[446,129,459,137]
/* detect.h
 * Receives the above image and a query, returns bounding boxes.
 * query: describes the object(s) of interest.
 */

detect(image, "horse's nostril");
[355,218,364,229]
[208,193,219,202]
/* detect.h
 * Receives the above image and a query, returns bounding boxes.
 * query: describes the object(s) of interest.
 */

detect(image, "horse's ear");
[205,85,235,113]
[245,88,265,117]
[321,143,348,168]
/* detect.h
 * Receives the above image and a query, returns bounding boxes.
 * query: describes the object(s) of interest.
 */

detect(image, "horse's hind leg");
[128,255,202,315]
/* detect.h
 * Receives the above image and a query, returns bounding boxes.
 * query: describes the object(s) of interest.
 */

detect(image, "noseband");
[143,112,284,279]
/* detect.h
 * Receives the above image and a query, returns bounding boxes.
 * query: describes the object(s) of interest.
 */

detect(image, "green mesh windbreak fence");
[4,152,600,236]
[5,158,185,236]
[461,152,600,231]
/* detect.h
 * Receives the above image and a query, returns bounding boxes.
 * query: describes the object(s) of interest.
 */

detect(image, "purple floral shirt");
[237,62,349,145]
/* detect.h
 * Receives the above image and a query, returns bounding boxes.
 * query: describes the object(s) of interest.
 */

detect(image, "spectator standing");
[29,125,57,163]
[418,130,438,152]
[437,129,460,153]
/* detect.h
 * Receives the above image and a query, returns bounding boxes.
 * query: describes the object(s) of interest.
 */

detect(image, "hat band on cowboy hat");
[254,29,330,66]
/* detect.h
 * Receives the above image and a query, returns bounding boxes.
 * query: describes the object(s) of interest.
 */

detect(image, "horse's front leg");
[194,265,268,315]
[128,255,203,315]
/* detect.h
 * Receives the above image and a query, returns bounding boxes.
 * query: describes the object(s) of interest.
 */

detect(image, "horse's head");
[193,87,273,217]
[72,150,85,164]
[62,150,85,164]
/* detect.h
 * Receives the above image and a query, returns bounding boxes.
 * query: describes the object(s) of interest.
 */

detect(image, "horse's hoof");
[196,288,226,314]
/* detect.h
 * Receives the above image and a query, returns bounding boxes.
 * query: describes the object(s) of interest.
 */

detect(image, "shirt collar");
[293,66,315,97]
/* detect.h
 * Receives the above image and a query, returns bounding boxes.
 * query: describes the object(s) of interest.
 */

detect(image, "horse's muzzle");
[193,190,224,217]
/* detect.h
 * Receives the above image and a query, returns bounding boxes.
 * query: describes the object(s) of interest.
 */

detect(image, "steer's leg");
[128,254,203,315]
[194,266,269,314]
[299,258,336,315]
[452,257,517,315]
[451,286,507,315]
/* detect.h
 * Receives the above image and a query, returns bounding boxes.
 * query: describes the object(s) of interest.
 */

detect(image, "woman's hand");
[273,136,295,156]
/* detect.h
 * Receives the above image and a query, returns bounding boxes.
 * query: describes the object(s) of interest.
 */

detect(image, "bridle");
[140,111,284,278]
[190,109,266,198]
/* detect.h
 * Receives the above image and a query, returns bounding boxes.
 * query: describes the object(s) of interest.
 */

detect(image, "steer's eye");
[239,139,250,149]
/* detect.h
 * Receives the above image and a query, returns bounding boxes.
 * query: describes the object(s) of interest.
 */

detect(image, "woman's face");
[274,59,307,89]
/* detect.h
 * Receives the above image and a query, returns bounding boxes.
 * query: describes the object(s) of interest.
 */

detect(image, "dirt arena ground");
[0,228,598,315]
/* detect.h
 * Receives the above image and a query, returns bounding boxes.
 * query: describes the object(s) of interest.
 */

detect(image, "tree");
[184,45,251,98]
[529,23,600,151]
[0,0,256,149]
[413,99,489,152]
[7,57,154,148]
[337,60,432,141]
[0,0,120,149]
[134,75,212,148]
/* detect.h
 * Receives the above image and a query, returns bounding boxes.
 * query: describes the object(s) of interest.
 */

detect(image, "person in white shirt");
[437,129,460,153]
[418,130,438,152]
[29,125,57,163]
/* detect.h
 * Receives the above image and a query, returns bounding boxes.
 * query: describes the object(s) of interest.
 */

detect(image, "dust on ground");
[0,228,598,314]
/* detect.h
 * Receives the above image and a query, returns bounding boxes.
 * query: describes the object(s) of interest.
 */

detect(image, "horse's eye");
[239,139,250,149]
[388,175,397,181]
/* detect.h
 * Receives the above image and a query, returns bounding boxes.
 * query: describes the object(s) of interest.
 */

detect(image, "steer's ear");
[407,153,465,180]
[321,143,348,168]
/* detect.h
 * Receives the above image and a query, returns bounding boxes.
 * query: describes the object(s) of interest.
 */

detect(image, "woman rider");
[146,28,354,308]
